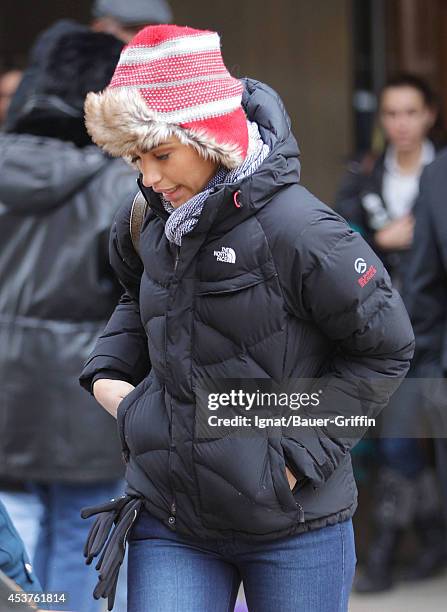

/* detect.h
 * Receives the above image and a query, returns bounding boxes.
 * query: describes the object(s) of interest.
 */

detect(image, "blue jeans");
[32,481,123,612]
[128,511,356,612]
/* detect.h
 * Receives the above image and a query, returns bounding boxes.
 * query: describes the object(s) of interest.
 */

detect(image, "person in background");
[335,74,445,593]
[0,70,22,126]
[0,22,93,564]
[336,73,440,290]
[91,0,173,43]
[0,25,138,612]
[3,20,82,135]
[4,0,174,132]
[406,147,447,550]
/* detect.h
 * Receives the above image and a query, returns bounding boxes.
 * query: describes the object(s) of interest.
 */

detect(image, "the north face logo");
[213,247,236,264]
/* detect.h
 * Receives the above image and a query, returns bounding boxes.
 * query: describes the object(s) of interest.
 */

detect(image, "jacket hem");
[141,497,357,543]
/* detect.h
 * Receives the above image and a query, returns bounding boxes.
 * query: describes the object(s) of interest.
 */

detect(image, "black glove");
[81,494,143,610]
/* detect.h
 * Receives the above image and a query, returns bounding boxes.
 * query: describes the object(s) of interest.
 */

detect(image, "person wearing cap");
[91,0,172,43]
[80,25,414,611]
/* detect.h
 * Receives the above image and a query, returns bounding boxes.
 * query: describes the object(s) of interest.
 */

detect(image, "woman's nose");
[140,159,162,188]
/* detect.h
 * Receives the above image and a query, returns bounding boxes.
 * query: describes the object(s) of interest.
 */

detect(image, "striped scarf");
[163,121,269,246]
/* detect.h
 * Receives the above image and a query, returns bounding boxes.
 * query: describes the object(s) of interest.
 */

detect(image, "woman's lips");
[161,186,182,202]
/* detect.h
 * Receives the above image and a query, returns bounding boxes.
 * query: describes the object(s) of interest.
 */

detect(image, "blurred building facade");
[1,0,445,203]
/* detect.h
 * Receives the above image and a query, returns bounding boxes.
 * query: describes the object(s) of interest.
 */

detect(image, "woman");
[80,25,414,611]
[335,75,445,593]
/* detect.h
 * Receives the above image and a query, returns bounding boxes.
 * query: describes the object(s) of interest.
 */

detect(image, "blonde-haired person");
[80,25,414,612]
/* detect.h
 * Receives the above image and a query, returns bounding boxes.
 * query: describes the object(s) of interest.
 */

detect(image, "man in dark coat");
[0,26,138,612]
[406,149,447,524]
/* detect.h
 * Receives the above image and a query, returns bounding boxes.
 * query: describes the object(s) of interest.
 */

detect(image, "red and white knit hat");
[85,25,249,168]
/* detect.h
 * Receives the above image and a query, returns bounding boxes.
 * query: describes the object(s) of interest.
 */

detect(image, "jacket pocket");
[116,379,146,462]
[193,262,286,380]
[280,434,335,489]
[196,261,277,296]
[192,434,301,535]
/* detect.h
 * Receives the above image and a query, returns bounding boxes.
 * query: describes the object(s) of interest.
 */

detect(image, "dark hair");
[378,73,446,148]
[379,73,436,109]
[10,29,123,147]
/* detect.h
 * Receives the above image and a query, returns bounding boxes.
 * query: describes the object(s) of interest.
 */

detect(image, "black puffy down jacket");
[80,79,414,541]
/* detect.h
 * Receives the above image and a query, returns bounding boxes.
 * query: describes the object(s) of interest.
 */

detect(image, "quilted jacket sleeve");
[284,208,415,488]
[79,202,150,392]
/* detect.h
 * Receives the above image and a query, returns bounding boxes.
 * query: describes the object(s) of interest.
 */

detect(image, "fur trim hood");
[84,87,246,169]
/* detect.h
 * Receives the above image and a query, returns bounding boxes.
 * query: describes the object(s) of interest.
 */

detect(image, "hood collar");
[141,78,300,232]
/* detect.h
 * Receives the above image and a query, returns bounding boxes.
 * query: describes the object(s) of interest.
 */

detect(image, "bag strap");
[129,191,148,255]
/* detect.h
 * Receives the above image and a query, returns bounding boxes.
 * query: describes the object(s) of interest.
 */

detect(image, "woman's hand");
[285,466,297,491]
[93,379,135,419]
[374,214,414,251]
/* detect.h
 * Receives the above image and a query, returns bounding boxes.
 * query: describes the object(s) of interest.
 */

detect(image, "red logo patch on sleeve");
[358,265,377,287]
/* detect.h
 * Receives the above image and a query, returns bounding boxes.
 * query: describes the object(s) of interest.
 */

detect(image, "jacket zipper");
[168,248,179,527]
[296,500,305,523]
[290,470,306,523]
[167,395,177,529]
